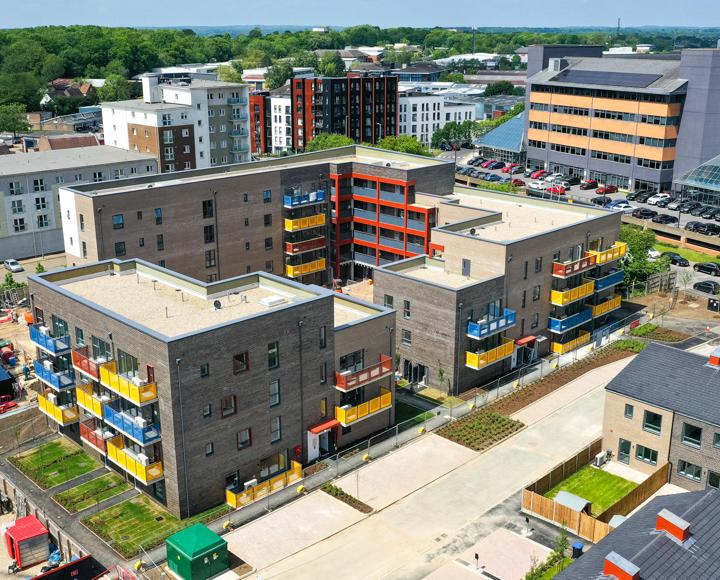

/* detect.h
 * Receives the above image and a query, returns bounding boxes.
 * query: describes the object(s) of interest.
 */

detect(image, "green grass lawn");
[53,473,132,513]
[545,465,638,517]
[82,495,230,558]
[654,242,719,264]
[395,400,434,427]
[538,557,573,579]
[9,439,102,489]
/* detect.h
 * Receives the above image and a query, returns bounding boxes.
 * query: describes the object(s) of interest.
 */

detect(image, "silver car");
[3,259,23,273]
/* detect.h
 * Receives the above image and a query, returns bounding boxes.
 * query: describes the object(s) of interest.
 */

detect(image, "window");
[268,341,279,369]
[403,300,410,319]
[321,397,327,417]
[10,200,24,214]
[402,329,412,346]
[715,433,720,449]
[243,193,248,202]
[643,410,662,435]
[264,213,272,227]
[139,237,145,247]
[535,257,542,273]
[33,178,45,192]
[82,241,87,258]
[263,190,271,203]
[203,404,211,417]
[79,214,85,231]
[207,273,218,282]
[384,294,393,309]
[162,114,172,127]
[521,290,526,309]
[237,428,252,449]
[320,361,327,383]
[682,423,702,448]
[200,363,210,378]
[265,260,273,272]
[75,327,85,346]
[624,404,634,419]
[245,242,250,250]
[269,379,280,407]
[203,200,214,218]
[678,459,702,482]
[319,325,327,349]
[532,285,541,301]
[233,352,249,374]
[13,218,26,232]
[155,208,162,225]
[163,130,173,144]
[204,225,215,244]
[114,241,126,257]
[155,234,164,251]
[183,145,191,154]
[35,197,47,210]
[112,214,124,229]
[93,171,104,182]
[523,261,528,280]
[159,260,165,267]
[264,237,273,250]
[164,147,175,161]
[8,181,22,195]
[205,249,216,268]
[205,442,214,456]
[636,445,658,465]
[709,471,720,489]
[221,395,236,418]
[37,215,49,229]
[270,416,282,443]
[244,218,249,226]
[531,313,539,329]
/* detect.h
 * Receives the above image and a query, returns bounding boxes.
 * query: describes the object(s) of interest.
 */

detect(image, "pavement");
[11,252,67,285]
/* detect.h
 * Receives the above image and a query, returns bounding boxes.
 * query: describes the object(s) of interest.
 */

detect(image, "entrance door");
[618,439,631,464]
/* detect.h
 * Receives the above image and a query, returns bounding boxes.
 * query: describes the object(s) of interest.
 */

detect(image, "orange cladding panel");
[527,128,550,142]
[548,113,591,129]
[548,132,590,148]
[637,101,681,116]
[530,92,551,104]
[592,98,639,115]
[589,118,638,135]
[588,138,636,157]
[636,124,678,140]
[549,94,593,109]
[528,110,551,124]
[634,145,676,162]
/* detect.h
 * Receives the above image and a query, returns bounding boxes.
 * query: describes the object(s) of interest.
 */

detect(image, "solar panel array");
[550,69,662,88]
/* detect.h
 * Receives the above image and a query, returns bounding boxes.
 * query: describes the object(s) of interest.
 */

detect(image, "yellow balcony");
[335,388,392,426]
[551,330,591,354]
[284,213,326,232]
[550,280,595,306]
[587,295,622,317]
[586,242,627,265]
[37,392,79,426]
[285,258,326,278]
[466,337,515,370]
[99,362,157,405]
[225,461,303,508]
[106,435,163,485]
[75,383,113,418]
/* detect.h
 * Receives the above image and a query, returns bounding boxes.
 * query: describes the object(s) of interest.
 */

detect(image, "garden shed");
[555,491,592,515]
[4,515,49,569]
[166,524,228,580]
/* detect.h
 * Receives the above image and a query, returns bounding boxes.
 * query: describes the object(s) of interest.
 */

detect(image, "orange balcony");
[335,356,392,392]
[552,255,597,278]
[80,418,108,454]
[285,258,326,278]
[71,345,104,380]
[586,242,627,265]
[284,237,325,255]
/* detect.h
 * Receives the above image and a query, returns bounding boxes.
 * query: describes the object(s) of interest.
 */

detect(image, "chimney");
[603,552,640,580]
[656,508,690,542]
[708,347,720,368]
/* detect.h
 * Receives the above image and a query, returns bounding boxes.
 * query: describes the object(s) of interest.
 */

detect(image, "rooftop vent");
[259,295,287,307]
[603,551,640,580]
[656,508,690,543]
[707,347,720,368]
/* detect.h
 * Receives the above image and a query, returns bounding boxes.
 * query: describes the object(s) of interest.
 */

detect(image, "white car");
[648,247,661,259]
[544,172,564,183]
[667,199,683,210]
[610,201,636,214]
[3,259,23,273]
[647,193,671,205]
[528,180,546,190]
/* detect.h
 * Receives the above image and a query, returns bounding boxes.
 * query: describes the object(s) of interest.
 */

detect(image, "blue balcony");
[34,360,75,390]
[30,325,71,355]
[589,269,625,292]
[283,190,326,208]
[407,218,426,231]
[406,242,425,255]
[353,231,376,244]
[379,190,405,204]
[379,213,404,227]
[354,208,377,222]
[548,308,593,333]
[354,186,377,198]
[468,309,517,340]
[228,97,248,105]
[103,401,161,445]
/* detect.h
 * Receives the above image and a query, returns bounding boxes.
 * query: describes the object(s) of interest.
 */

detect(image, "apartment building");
[0,147,157,261]
[290,76,398,150]
[249,86,292,155]
[397,92,475,147]
[102,74,251,173]
[603,343,720,492]
[524,45,720,193]
[28,259,395,518]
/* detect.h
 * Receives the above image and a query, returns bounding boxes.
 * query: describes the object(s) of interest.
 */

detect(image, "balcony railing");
[285,258,326,278]
[71,345,106,380]
[228,97,248,105]
[353,186,377,198]
[552,255,597,278]
[378,236,404,251]
[354,208,377,221]
[283,190,325,208]
[284,213,326,232]
[467,309,516,340]
[407,218,426,231]
[80,418,108,454]
[588,269,625,292]
[103,401,161,445]
[353,231,376,245]
[30,325,70,355]
[587,294,622,317]
[335,388,392,426]
[34,360,75,390]
[551,330,591,354]
[378,190,405,204]
[353,253,376,266]
[465,337,515,370]
[586,242,627,265]
[335,356,392,392]
[76,382,115,418]
[229,129,249,137]
[548,308,593,333]
[37,391,78,425]
[99,362,158,405]
[231,146,250,153]
[284,237,326,255]
[107,436,163,485]
[231,113,249,121]
[225,461,302,508]
[550,280,595,306]
[379,213,404,227]
[406,242,425,255]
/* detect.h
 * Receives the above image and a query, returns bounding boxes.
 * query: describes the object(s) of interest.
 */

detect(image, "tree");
[619,225,670,284]
[0,103,31,137]
[35,263,46,274]
[318,51,345,77]
[41,54,66,82]
[304,133,354,152]
[511,54,522,69]
[438,72,465,83]
[484,81,516,96]
[498,57,513,71]
[97,74,132,102]
[553,528,569,571]
[265,61,294,90]
[293,50,318,71]
[216,65,243,83]
[678,268,692,290]
[375,135,431,156]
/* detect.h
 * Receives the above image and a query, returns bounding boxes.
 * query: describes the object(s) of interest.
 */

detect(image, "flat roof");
[100,100,189,112]
[380,256,496,288]
[333,295,385,328]
[0,146,155,176]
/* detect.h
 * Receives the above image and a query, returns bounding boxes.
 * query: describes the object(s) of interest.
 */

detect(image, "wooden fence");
[526,439,603,496]
[596,462,670,523]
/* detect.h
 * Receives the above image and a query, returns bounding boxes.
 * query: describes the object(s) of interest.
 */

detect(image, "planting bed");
[321,482,372,513]
[304,461,329,476]
[437,411,523,451]
[630,323,689,343]
[53,472,131,513]
[9,439,102,489]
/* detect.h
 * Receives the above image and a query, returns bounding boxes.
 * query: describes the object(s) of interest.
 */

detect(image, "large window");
[112,214,124,229]
[221,395,236,418]
[270,416,282,443]
[202,199,214,218]
[682,423,702,448]
[114,242,126,257]
[269,379,280,407]
[643,410,662,435]
[402,329,412,346]
[678,459,702,482]
[635,444,658,465]
[709,471,720,489]
[237,428,252,449]
[204,225,215,244]
[233,352,249,374]
[403,300,410,319]
[384,294,393,309]
[267,341,279,369]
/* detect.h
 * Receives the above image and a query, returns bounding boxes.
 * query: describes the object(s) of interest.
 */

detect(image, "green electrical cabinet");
[166,524,228,580]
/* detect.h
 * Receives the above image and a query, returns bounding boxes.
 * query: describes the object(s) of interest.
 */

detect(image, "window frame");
[635,444,658,466]
[233,352,249,374]
[112,214,124,230]
[384,294,393,309]
[267,341,280,370]
[205,442,214,456]
[624,404,634,419]
[678,459,702,482]
[200,363,210,378]
[237,428,252,450]
[270,416,282,443]
[681,422,702,449]
[220,394,236,418]
[401,329,412,346]
[269,379,280,407]
[642,410,662,435]
[202,403,212,417]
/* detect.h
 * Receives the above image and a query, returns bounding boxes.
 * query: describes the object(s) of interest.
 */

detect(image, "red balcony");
[80,418,107,454]
[284,237,326,255]
[72,345,101,380]
[552,254,597,278]
[335,355,392,392]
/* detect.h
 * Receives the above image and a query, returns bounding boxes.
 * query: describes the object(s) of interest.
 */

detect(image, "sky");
[5,0,719,29]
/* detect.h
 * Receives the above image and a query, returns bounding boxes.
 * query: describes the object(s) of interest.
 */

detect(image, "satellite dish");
[213,300,222,310]
[470,228,476,235]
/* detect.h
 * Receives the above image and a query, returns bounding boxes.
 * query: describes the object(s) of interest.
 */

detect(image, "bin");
[4,515,49,569]
[572,541,584,559]
[166,524,228,580]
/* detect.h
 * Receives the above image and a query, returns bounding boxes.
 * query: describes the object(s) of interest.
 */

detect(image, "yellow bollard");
[362,453,370,462]
[468,403,475,410]
[418,426,426,434]
[513,380,519,387]
[649,313,654,319]
[552,362,558,369]
[619,329,624,335]
[296,485,306,494]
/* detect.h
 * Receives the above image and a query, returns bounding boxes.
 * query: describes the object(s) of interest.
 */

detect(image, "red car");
[502,163,519,173]
[547,185,566,194]
[531,169,549,179]
[0,401,17,414]
[511,179,526,186]
[451,144,461,151]
[481,159,496,168]
[597,185,619,194]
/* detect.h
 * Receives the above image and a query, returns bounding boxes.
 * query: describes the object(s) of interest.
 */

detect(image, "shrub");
[613,339,647,353]
[630,323,658,337]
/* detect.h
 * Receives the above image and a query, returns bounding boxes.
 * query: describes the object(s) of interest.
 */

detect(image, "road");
[6,252,67,285]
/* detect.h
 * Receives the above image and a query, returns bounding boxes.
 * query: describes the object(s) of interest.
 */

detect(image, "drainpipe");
[454,302,463,397]
[297,320,304,463]
[175,357,191,518]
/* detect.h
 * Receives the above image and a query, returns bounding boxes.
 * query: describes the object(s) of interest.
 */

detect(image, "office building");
[398,91,475,147]
[391,62,447,83]
[28,259,395,518]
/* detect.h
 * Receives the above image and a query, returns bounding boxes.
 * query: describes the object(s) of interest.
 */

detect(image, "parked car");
[0,401,17,414]
[701,207,720,219]
[498,176,511,183]
[471,158,486,166]
[631,208,657,219]
[690,205,713,217]
[626,191,647,201]
[451,144,461,151]
[563,175,581,185]
[655,197,672,208]
[694,280,720,295]
[509,166,525,175]
[473,172,488,180]
[523,169,535,177]
[439,144,452,151]
[662,252,690,267]
[597,184,619,195]
[487,161,505,170]
[511,179,526,186]
[528,180,546,190]
[531,169,549,179]
[3,259,23,273]
[694,262,720,276]
[679,201,702,213]
[502,163,519,173]
[633,191,654,203]
[647,192,671,205]
[546,185,566,194]
[485,174,502,182]
[697,223,720,236]
[481,159,496,168]
[591,195,613,206]
[468,156,483,165]
[647,247,661,259]
[685,221,703,232]
[652,214,679,225]
[608,201,636,214]
[543,172,564,183]
[666,198,684,210]
[579,180,598,190]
